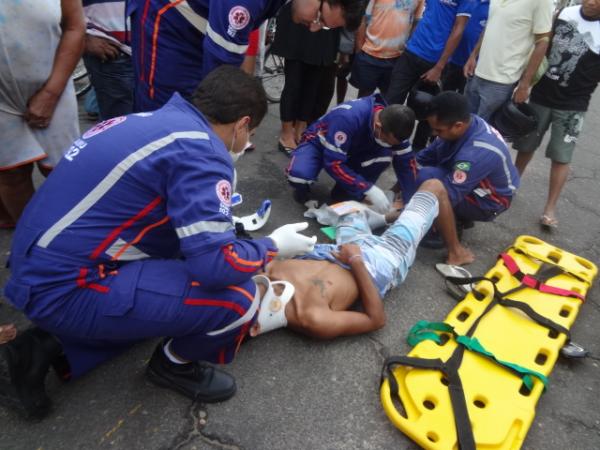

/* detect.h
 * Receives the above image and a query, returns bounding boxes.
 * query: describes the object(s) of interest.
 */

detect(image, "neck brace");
[251,275,295,336]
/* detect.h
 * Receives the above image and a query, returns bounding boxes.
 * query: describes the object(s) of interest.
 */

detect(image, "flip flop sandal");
[435,263,474,300]
[277,141,295,156]
[540,214,558,230]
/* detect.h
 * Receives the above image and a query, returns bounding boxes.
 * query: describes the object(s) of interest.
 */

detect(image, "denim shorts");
[299,192,439,296]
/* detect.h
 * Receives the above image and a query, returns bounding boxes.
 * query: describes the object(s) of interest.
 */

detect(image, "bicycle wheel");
[261,48,284,104]
[72,59,92,98]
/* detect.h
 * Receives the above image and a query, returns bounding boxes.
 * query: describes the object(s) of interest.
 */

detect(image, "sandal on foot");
[540,214,558,229]
[278,141,295,156]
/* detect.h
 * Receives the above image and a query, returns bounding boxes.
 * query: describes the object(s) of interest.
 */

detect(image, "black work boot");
[145,341,236,403]
[1,327,63,419]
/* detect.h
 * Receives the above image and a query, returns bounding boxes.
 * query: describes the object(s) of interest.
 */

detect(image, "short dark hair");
[426,91,471,125]
[329,0,367,31]
[192,65,268,129]
[380,104,416,142]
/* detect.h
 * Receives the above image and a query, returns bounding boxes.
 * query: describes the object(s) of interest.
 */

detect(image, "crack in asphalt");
[367,335,390,363]
[553,412,600,435]
[166,402,241,450]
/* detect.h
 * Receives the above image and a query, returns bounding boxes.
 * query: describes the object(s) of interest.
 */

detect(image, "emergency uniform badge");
[334,131,347,146]
[228,6,250,37]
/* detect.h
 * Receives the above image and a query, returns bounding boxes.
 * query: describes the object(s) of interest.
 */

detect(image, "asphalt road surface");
[1,89,599,450]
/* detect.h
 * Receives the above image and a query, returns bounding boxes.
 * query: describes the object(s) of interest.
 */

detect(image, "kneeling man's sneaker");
[419,228,445,249]
[1,327,63,419]
[146,341,236,403]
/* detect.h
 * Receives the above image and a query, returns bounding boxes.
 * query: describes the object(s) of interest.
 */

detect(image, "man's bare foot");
[0,323,17,344]
[446,246,475,266]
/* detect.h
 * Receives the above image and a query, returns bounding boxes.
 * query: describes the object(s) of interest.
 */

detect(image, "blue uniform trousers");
[22,258,257,378]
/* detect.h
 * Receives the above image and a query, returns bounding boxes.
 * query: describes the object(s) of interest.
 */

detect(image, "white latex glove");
[364,185,390,214]
[268,222,317,258]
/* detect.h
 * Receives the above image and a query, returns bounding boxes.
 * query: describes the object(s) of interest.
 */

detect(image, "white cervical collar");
[250,275,295,336]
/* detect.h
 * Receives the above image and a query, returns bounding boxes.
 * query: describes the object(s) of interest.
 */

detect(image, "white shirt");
[475,0,554,84]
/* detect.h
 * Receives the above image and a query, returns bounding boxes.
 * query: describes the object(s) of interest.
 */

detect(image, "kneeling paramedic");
[286,94,418,213]
[415,91,520,265]
[2,66,316,418]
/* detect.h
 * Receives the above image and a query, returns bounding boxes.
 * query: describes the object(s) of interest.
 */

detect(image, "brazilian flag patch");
[455,161,471,172]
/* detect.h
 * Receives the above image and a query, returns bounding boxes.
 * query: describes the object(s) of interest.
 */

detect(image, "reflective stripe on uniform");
[206,23,249,55]
[287,175,313,184]
[172,0,208,33]
[393,146,413,156]
[176,220,234,239]
[361,156,392,167]
[472,140,517,192]
[318,134,345,154]
[37,131,210,248]
[105,238,150,261]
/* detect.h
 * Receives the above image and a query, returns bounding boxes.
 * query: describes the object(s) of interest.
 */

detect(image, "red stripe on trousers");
[90,196,162,260]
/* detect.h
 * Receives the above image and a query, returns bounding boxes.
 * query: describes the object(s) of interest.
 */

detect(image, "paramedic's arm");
[202,0,259,78]
[169,151,277,289]
[304,244,385,339]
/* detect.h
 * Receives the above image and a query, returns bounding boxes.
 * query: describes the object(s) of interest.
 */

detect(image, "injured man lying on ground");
[250,178,444,339]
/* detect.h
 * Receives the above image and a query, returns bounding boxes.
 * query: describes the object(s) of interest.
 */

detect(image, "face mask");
[374,127,393,148]
[228,123,250,163]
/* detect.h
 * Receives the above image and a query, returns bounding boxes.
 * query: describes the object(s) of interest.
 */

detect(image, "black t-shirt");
[531,6,600,111]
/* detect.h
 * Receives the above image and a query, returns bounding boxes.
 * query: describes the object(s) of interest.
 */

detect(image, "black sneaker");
[1,327,63,419]
[419,228,445,249]
[145,342,236,403]
[292,189,310,205]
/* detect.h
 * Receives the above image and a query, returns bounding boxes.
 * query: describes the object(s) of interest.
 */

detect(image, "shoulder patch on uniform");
[216,179,232,206]
[334,131,347,145]
[454,161,471,172]
[228,6,250,31]
[82,116,126,139]
[453,169,468,184]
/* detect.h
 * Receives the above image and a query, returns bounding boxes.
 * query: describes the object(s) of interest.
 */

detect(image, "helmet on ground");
[406,80,442,121]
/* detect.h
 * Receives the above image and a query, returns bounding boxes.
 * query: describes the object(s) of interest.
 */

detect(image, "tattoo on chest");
[310,278,328,298]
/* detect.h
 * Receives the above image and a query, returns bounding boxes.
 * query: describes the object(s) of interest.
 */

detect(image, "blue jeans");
[464,75,516,122]
[83,53,135,120]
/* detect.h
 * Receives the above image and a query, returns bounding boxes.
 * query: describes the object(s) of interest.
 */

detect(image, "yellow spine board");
[381,235,597,450]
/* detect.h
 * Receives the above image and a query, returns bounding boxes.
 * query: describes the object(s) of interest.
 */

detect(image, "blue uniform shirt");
[128,0,285,111]
[416,115,520,211]
[450,0,489,67]
[406,0,476,63]
[297,94,418,201]
[5,93,277,317]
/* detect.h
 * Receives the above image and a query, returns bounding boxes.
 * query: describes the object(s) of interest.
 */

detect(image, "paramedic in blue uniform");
[129,0,367,112]
[416,91,520,265]
[286,94,418,213]
[2,66,316,419]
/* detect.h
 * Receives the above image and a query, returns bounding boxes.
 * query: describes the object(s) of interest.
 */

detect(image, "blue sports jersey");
[416,115,520,211]
[292,94,418,200]
[450,0,489,67]
[406,0,476,63]
[5,93,277,319]
[128,0,285,111]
